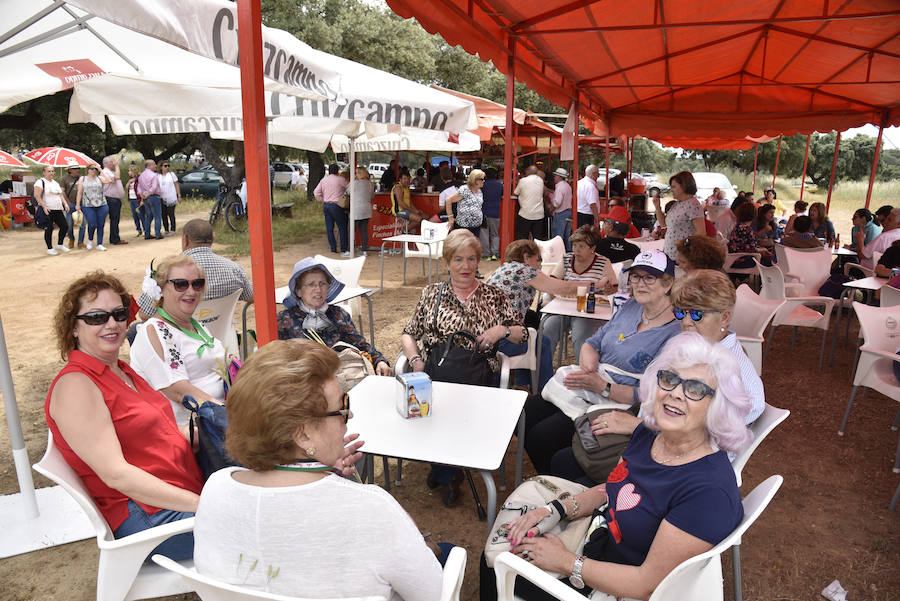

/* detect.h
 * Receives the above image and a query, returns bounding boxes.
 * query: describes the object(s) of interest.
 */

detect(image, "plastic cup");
[427,185,434,193]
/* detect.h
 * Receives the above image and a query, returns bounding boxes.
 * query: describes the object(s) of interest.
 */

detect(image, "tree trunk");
[190,134,245,191]
[307,150,325,201]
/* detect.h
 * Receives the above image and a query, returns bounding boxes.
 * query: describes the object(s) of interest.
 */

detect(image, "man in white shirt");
[514,165,546,240]
[550,167,573,250]
[577,164,601,228]
[858,207,900,269]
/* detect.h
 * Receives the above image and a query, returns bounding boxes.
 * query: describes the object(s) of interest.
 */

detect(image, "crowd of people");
[39,161,898,601]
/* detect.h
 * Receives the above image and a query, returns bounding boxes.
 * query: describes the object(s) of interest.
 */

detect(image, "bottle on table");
[586,283,596,314]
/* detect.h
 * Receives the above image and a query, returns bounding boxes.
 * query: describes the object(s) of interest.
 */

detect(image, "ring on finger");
[602,421,608,427]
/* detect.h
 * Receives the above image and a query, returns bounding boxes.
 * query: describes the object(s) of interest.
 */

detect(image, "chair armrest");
[843,262,874,278]
[496,352,511,389]
[783,271,802,282]
[439,546,467,601]
[395,352,410,374]
[858,347,900,362]
[494,552,586,601]
[98,516,195,551]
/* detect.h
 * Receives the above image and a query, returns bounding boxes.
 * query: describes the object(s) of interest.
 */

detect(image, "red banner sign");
[36,59,106,88]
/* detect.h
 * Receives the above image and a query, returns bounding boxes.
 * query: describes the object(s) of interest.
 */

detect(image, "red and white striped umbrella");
[23,147,97,168]
[0,150,26,168]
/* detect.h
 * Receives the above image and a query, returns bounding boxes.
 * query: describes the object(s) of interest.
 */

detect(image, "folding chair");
[152,546,467,601]
[33,433,195,601]
[493,476,783,601]
[731,284,785,374]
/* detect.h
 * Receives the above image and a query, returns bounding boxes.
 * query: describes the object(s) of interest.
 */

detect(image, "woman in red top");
[45,271,202,559]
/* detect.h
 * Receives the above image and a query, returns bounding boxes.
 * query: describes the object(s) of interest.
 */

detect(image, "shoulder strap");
[431,281,445,333]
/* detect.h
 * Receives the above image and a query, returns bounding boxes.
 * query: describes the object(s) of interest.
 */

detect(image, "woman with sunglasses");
[76,162,110,251]
[130,255,227,431]
[193,339,444,599]
[46,271,202,560]
[482,332,751,601]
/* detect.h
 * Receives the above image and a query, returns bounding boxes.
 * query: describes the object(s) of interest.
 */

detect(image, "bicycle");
[209,184,248,233]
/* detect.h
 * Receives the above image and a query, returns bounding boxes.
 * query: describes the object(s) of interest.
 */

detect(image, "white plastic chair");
[313,254,367,323]
[398,221,449,284]
[493,476,783,601]
[758,260,835,371]
[723,253,761,285]
[33,433,195,601]
[881,285,900,307]
[194,289,243,358]
[535,236,565,265]
[503,327,540,392]
[633,237,665,252]
[731,284,785,374]
[838,302,900,473]
[152,546,467,601]
[779,246,833,297]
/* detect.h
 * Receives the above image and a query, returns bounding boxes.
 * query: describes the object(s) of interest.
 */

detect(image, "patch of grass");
[211,191,323,257]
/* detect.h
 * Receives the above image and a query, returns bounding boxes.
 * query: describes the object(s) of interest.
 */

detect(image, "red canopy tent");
[388,0,900,248]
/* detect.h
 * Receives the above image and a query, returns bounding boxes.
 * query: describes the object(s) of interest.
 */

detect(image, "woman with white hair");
[481,331,752,601]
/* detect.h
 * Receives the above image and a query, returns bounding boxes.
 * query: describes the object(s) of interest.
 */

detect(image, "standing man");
[101,156,126,245]
[576,164,601,228]
[314,163,350,256]
[480,167,503,260]
[513,165,545,240]
[157,160,181,235]
[550,167,573,250]
[61,165,86,248]
[137,159,163,240]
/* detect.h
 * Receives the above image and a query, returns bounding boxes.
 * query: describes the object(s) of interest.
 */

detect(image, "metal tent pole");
[825,132,840,215]
[771,134,782,189]
[500,35,517,258]
[799,134,811,203]
[865,121,885,209]
[752,144,758,195]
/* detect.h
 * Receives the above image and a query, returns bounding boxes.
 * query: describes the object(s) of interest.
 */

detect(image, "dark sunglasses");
[657,369,716,402]
[74,306,129,326]
[320,393,351,423]
[167,278,206,292]
[672,307,711,322]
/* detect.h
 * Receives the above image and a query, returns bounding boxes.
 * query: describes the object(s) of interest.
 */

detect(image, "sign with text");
[36,59,105,89]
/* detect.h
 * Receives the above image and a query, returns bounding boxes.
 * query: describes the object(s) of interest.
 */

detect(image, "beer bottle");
[586,282,596,314]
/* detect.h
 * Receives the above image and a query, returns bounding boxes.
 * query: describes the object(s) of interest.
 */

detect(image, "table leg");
[402,242,407,285]
[478,469,498,533]
[828,289,852,366]
[427,245,433,284]
[380,241,389,293]
[365,294,375,346]
[515,411,525,488]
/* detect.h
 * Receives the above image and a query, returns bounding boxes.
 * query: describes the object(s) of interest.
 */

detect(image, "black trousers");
[576,213,594,228]
[162,203,177,232]
[516,215,545,241]
[44,209,68,248]
[523,394,576,475]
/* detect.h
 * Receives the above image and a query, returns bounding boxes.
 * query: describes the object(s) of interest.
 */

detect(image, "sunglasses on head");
[320,392,351,423]
[167,278,205,292]
[672,307,713,322]
[75,306,129,326]
[656,369,716,401]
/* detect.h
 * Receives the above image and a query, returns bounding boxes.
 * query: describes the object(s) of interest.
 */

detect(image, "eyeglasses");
[167,278,206,292]
[672,307,716,322]
[74,306,129,326]
[320,393,351,423]
[301,280,330,289]
[656,369,716,401]
[161,164,169,168]
[628,272,658,286]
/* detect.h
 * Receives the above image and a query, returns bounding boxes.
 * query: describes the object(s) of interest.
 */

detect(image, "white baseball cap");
[623,249,675,277]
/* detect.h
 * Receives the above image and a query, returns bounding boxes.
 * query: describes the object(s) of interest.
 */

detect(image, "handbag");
[181,396,240,480]
[571,404,641,484]
[541,363,638,421]
[332,341,375,392]
[484,475,601,575]
[423,282,496,386]
[336,192,350,210]
[33,205,50,230]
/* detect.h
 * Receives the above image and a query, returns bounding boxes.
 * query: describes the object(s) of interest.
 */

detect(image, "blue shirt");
[584,299,681,387]
[849,221,882,249]
[602,424,743,566]
[481,178,503,218]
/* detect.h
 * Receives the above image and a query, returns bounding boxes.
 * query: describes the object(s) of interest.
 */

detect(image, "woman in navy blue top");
[499,332,752,600]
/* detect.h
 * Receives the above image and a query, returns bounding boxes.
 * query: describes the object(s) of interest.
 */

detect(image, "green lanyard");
[157,307,215,358]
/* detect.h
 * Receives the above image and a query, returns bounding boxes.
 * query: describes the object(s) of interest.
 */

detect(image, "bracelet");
[409,355,423,365]
[567,496,580,520]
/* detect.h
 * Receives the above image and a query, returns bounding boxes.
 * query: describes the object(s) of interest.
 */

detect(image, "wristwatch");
[600,381,612,399]
[504,327,511,339]
[569,555,586,589]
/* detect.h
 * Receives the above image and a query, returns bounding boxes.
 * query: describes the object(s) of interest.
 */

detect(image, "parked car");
[693,172,738,203]
[640,173,670,196]
[180,168,225,198]
[271,161,296,189]
[367,162,390,179]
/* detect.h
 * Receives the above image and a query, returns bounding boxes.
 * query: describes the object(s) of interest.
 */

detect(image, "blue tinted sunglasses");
[672,307,710,322]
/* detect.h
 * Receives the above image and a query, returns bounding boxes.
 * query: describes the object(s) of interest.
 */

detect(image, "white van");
[367,163,390,178]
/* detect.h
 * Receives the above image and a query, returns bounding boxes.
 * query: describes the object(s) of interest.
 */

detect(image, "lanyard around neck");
[157,307,215,357]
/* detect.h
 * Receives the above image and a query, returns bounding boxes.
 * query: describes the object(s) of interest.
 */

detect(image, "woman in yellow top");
[391,171,429,232]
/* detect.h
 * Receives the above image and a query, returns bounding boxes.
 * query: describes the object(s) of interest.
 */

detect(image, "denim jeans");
[552,209,572,251]
[129,196,143,234]
[66,204,86,243]
[323,202,348,252]
[83,203,110,245]
[114,499,194,561]
[106,196,122,243]
[141,194,163,238]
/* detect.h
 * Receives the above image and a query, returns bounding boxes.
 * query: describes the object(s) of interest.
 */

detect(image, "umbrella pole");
[500,36,517,259]
[865,121,885,210]
[825,132,840,215]
[571,96,580,236]
[349,138,356,258]
[0,312,37,518]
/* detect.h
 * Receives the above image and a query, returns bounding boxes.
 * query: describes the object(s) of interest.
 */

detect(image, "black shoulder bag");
[423,282,496,387]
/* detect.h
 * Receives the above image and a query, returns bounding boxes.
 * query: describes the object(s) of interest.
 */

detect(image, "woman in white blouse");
[130,255,226,430]
[194,339,443,600]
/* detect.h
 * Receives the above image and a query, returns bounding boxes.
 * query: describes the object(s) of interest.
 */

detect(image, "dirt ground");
[1,209,898,601]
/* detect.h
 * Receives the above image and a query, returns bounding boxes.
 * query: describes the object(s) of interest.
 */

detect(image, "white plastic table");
[827,276,889,366]
[273,285,376,345]
[539,296,613,365]
[348,375,527,530]
[379,234,441,291]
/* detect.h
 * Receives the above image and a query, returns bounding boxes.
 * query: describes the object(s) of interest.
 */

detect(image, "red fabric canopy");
[389,0,900,138]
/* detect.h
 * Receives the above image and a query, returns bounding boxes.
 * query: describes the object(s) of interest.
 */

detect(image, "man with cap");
[596,206,641,263]
[61,165,86,248]
[550,167,573,251]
